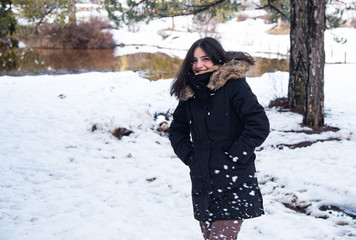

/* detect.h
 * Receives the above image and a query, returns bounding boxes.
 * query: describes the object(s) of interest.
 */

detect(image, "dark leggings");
[199,220,243,240]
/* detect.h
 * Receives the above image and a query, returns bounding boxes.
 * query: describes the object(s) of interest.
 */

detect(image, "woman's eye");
[191,59,197,64]
[203,57,210,61]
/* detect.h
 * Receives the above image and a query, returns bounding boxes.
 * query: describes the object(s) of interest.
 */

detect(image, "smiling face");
[191,47,214,74]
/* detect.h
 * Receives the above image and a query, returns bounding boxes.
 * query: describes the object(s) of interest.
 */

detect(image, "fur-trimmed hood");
[180,59,252,101]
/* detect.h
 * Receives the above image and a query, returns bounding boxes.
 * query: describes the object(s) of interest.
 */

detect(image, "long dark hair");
[170,37,254,99]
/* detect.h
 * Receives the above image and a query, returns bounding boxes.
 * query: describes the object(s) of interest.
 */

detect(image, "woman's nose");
[196,60,203,68]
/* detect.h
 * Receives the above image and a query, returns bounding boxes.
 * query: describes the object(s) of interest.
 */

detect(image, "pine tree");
[12,0,76,31]
[0,0,17,38]
[103,0,240,27]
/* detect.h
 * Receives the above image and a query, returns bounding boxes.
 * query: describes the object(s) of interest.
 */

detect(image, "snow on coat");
[169,59,270,222]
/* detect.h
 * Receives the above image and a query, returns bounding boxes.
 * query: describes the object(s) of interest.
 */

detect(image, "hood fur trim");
[180,60,252,101]
[195,65,221,75]
[207,60,251,91]
[181,85,195,101]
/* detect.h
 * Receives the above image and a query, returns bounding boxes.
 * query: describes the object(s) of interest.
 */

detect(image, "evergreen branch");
[255,0,290,21]
[127,0,227,18]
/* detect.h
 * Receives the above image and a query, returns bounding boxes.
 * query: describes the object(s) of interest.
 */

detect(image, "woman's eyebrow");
[200,55,209,58]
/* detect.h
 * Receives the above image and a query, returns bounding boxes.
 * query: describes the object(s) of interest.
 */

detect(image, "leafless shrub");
[351,17,356,28]
[236,13,248,22]
[261,13,273,24]
[192,15,221,39]
[19,17,115,49]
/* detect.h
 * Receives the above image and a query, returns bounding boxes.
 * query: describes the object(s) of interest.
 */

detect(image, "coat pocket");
[226,141,255,165]
[220,150,249,170]
[188,153,200,170]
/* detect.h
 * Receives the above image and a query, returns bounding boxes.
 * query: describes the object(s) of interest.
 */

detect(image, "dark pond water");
[1,48,288,80]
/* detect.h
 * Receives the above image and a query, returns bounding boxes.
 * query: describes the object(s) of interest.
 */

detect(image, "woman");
[169,37,270,240]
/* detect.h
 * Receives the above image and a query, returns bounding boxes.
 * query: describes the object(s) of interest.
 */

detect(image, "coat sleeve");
[227,78,270,164]
[169,101,194,166]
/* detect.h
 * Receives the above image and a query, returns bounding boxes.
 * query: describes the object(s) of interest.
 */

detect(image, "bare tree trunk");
[288,0,308,115]
[306,0,325,126]
[288,0,325,127]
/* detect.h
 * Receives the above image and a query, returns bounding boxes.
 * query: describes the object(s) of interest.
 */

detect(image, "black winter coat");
[169,60,270,222]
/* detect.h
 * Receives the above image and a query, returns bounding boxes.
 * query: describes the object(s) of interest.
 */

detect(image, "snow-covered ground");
[1,11,356,240]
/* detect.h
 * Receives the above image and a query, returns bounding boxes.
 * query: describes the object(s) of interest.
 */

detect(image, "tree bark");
[306,0,325,126]
[288,0,325,127]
